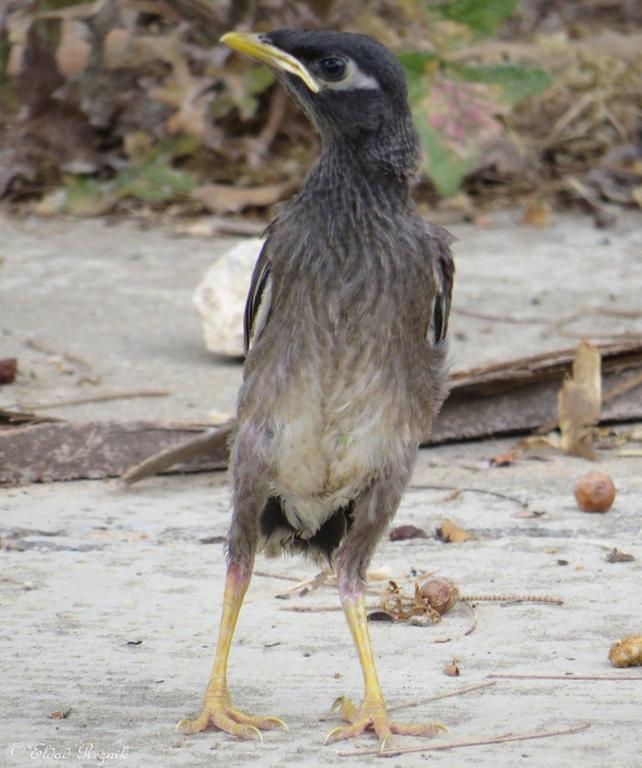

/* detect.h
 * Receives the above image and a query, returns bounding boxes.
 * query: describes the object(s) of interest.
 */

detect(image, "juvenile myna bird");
[177,28,455,748]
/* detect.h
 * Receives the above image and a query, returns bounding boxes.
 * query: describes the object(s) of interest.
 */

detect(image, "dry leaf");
[490,449,519,467]
[49,708,71,719]
[608,635,642,668]
[389,524,427,541]
[519,199,550,227]
[558,341,602,459]
[437,518,472,544]
[443,660,460,676]
[606,548,635,563]
[511,509,545,519]
[193,182,296,214]
[55,19,91,77]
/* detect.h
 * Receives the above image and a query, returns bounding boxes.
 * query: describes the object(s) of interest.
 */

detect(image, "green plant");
[400,0,552,196]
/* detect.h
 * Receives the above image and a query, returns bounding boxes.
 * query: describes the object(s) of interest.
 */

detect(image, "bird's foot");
[176,689,288,741]
[324,696,448,751]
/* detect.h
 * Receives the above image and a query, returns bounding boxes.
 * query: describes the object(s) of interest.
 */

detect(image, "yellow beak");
[220,31,320,94]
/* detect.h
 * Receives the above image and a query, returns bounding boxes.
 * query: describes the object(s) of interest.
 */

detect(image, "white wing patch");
[248,273,272,350]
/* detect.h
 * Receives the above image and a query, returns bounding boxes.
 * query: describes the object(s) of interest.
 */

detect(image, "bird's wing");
[424,222,455,347]
[244,238,273,353]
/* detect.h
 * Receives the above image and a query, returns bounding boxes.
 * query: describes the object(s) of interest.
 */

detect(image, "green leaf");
[113,158,195,203]
[397,52,438,81]
[414,117,475,196]
[433,0,517,37]
[410,74,506,196]
[37,176,114,217]
[450,62,552,106]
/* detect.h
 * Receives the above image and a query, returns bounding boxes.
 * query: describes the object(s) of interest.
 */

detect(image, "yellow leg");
[325,591,448,750]
[176,561,288,740]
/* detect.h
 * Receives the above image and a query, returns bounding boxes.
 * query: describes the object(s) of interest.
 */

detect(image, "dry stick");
[25,337,90,367]
[603,370,642,403]
[488,674,642,682]
[19,389,170,411]
[409,484,528,509]
[387,681,495,714]
[453,309,548,325]
[121,422,233,486]
[542,306,642,339]
[338,723,590,758]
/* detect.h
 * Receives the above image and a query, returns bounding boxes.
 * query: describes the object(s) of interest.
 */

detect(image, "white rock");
[193,237,263,357]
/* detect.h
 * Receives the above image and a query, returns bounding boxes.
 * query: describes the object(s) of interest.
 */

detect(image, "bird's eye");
[318,56,347,81]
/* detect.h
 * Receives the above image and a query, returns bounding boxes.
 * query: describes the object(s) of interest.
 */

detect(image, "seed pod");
[417,578,460,615]
[608,635,642,668]
[574,471,616,513]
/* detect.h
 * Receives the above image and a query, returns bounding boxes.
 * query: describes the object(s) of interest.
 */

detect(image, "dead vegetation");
[0,0,640,221]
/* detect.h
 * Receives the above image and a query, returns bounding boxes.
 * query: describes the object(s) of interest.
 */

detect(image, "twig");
[387,681,495,714]
[603,371,642,404]
[409,484,528,509]
[280,605,350,613]
[254,571,302,582]
[463,602,478,636]
[19,389,170,411]
[542,305,642,339]
[121,422,234,485]
[277,570,329,597]
[488,674,642,681]
[337,723,590,757]
[25,337,90,367]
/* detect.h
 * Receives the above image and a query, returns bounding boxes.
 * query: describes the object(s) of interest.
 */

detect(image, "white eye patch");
[318,59,380,91]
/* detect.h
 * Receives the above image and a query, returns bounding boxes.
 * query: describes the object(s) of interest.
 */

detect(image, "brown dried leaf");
[519,199,550,227]
[443,660,460,676]
[49,708,71,719]
[490,449,519,467]
[436,518,472,544]
[55,18,91,77]
[193,181,296,214]
[608,635,642,668]
[606,548,635,563]
[389,524,427,541]
[558,341,601,459]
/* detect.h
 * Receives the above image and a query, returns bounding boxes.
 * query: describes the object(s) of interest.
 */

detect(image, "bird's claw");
[176,700,288,741]
[324,695,448,749]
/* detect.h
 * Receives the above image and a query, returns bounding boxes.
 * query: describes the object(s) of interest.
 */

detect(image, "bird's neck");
[301,112,420,209]
[299,142,414,216]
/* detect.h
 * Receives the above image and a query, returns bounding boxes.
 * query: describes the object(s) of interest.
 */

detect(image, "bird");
[176,28,455,750]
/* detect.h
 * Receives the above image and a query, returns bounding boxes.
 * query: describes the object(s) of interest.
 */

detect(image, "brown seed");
[574,471,616,513]
[608,635,642,667]
[0,357,17,384]
[417,578,460,615]
[389,524,427,541]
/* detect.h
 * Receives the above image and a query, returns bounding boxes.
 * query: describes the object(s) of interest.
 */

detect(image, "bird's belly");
[269,386,409,536]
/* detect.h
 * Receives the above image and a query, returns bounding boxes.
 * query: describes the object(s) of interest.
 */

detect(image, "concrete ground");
[1,210,641,767]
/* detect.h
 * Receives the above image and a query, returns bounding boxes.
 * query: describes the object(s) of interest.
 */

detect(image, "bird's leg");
[325,462,448,750]
[177,560,286,740]
[177,425,288,741]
